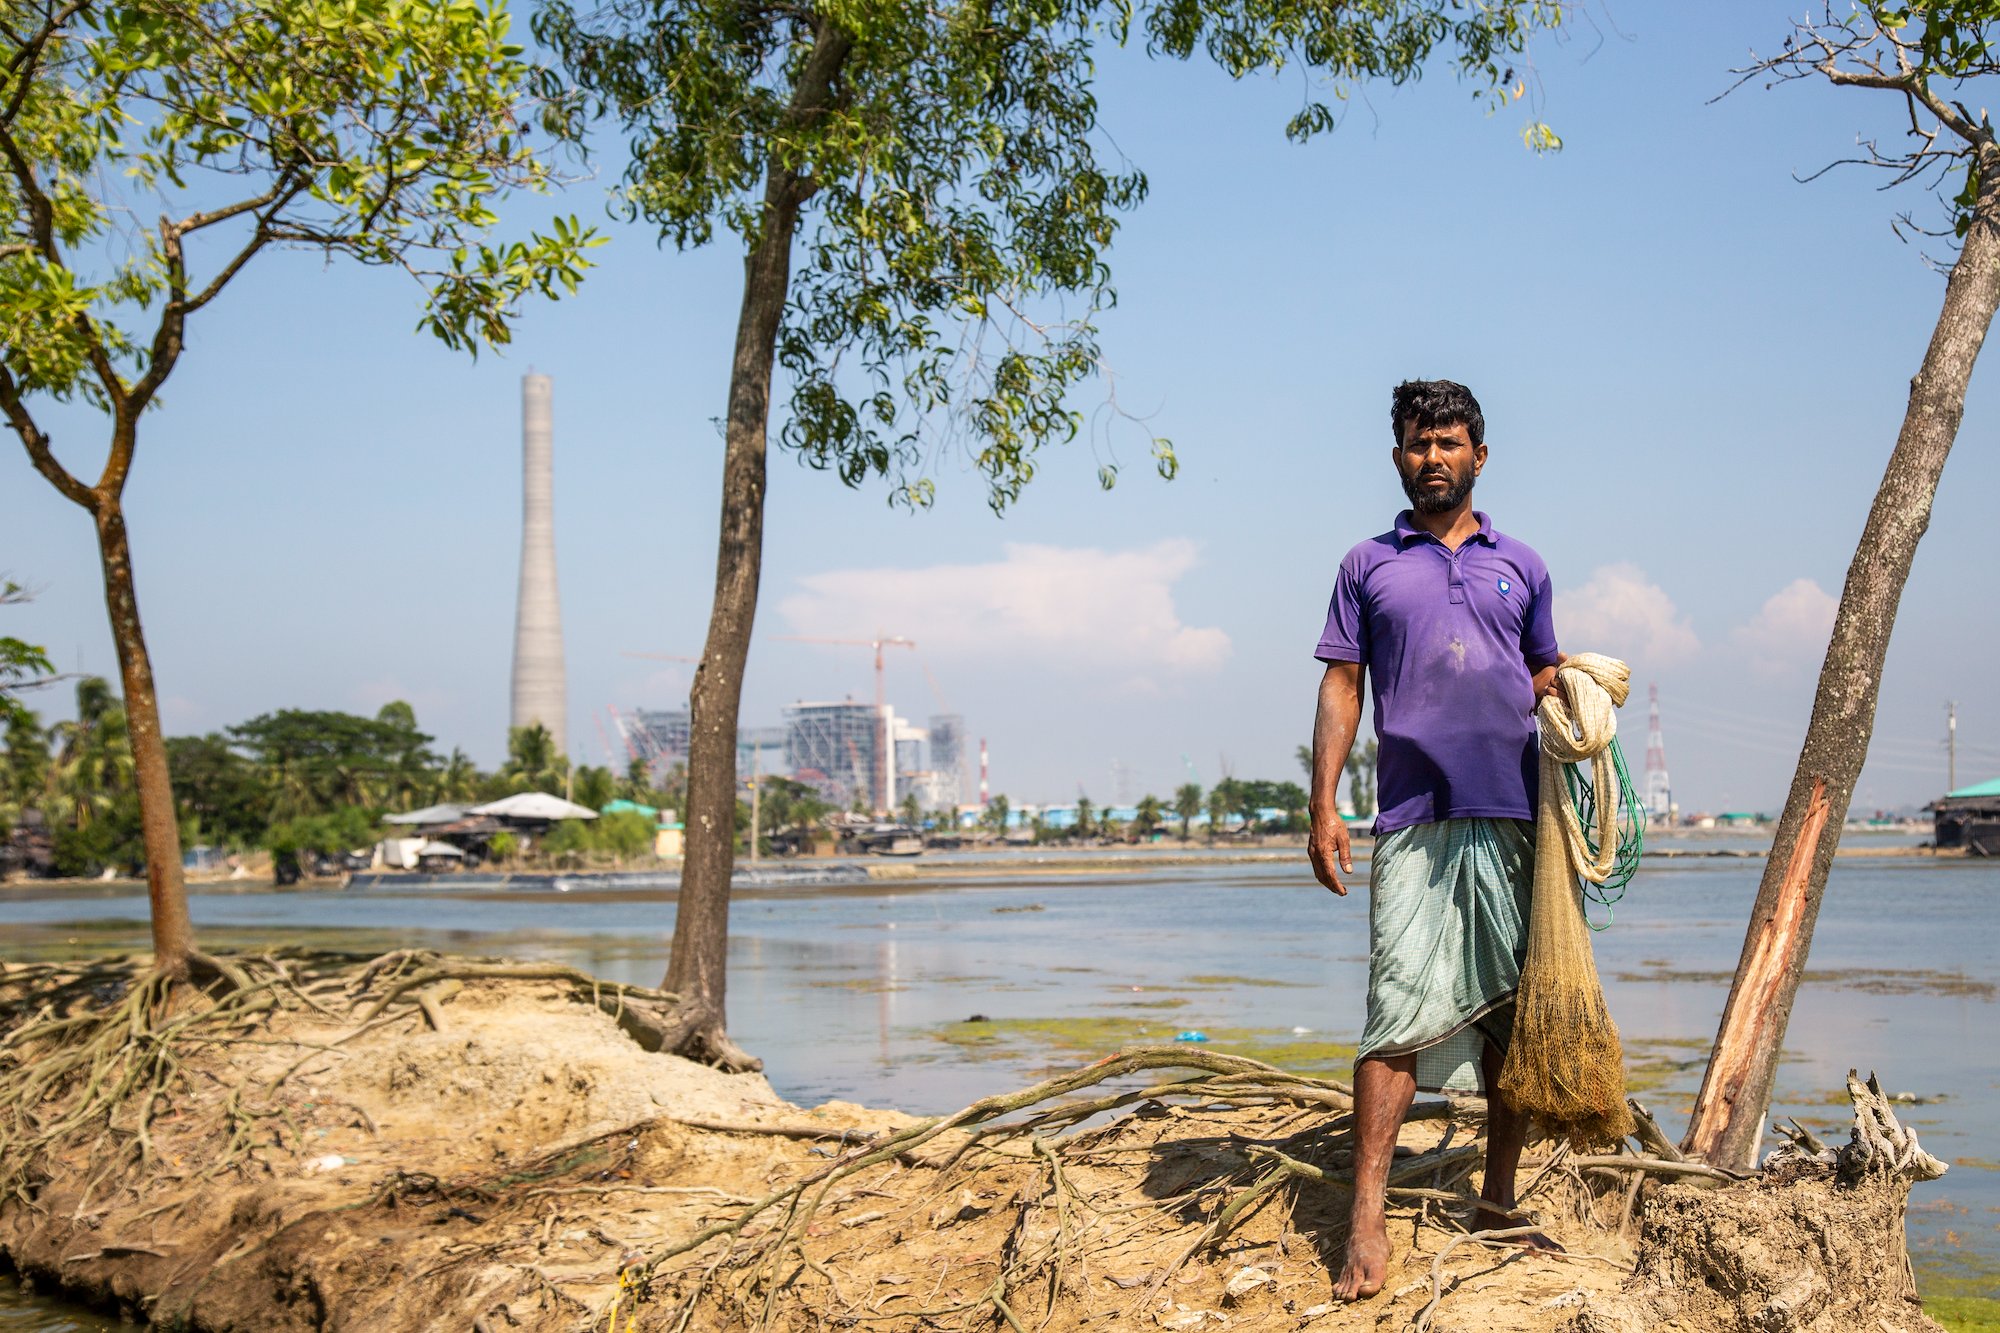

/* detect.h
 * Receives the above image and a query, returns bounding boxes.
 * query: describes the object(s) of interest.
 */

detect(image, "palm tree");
[500,724,565,795]
[983,794,1011,836]
[1074,794,1093,840]
[573,764,616,811]
[1134,794,1163,841]
[46,677,133,831]
[437,748,481,803]
[1295,743,1312,778]
[622,755,654,803]
[1174,782,1202,842]
[1205,782,1234,843]
[899,791,921,827]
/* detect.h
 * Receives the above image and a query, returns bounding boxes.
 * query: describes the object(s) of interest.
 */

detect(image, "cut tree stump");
[1568,1070,1948,1333]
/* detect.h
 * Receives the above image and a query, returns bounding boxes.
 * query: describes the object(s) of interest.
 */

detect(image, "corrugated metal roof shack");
[1933,777,2000,856]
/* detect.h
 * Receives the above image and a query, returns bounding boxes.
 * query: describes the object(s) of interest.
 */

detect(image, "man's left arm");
[1524,569,1565,704]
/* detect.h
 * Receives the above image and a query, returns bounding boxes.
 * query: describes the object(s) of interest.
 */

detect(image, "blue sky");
[7,1,2000,813]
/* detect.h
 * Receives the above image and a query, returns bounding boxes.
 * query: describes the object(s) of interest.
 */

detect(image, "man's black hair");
[1390,379,1484,448]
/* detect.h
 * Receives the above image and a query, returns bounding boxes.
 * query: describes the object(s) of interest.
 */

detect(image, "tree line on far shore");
[0,677,686,877]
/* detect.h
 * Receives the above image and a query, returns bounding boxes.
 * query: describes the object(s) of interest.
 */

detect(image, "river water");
[2,842,1995,1322]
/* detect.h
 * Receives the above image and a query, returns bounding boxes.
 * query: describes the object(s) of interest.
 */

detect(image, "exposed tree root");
[646,995,765,1073]
[582,1054,1935,1333]
[606,1046,1612,1331]
[1567,1071,1949,1333]
[347,948,691,1052]
[0,948,684,1212]
[0,956,289,1202]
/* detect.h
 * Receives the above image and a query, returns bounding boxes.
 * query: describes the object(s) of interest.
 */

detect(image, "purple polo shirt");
[1314,511,1559,836]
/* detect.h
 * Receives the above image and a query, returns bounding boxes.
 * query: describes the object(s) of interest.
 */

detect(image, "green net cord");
[1560,735,1645,930]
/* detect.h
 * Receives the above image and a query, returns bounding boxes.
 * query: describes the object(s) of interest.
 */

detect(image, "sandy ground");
[0,958,1649,1332]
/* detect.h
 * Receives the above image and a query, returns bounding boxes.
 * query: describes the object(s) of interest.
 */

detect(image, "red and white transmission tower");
[1643,683,1673,823]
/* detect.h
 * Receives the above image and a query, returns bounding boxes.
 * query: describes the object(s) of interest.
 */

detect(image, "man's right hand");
[1309,815,1354,896]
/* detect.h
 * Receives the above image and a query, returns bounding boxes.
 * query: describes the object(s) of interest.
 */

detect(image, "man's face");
[1394,420,1485,514]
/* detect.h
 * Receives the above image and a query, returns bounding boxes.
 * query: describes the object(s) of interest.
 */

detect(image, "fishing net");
[1497,652,1637,1149]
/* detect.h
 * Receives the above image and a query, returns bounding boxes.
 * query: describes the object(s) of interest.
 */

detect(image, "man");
[1308,379,1565,1301]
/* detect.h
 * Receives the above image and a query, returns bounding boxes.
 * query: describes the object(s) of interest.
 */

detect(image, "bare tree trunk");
[1683,167,2000,1172]
[661,23,851,1071]
[91,488,197,979]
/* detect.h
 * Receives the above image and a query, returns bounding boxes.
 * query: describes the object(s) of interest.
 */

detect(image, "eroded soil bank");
[0,954,1954,1331]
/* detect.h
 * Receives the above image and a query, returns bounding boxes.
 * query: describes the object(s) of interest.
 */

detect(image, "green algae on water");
[1927,1296,2000,1332]
[931,1014,1356,1076]
[1612,963,1995,1000]
[1920,1260,2000,1333]
[933,1020,1730,1091]
[1620,1038,1712,1095]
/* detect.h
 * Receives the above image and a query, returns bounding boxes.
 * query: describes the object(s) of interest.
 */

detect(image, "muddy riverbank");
[0,953,1955,1332]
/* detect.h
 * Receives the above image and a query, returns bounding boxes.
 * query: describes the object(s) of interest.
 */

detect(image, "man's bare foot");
[1473,1206,1566,1253]
[1333,1208,1390,1301]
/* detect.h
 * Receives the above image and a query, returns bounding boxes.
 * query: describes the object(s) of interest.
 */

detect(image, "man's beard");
[1401,466,1476,514]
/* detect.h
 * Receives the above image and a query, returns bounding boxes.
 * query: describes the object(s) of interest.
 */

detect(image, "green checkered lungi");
[1357,817,1534,1095]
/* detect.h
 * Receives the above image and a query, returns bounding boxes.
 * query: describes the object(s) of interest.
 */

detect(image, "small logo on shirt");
[1496,577,1512,595]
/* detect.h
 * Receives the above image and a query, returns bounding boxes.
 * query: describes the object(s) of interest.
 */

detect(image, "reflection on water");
[0,1277,117,1331]
[2,847,1995,1323]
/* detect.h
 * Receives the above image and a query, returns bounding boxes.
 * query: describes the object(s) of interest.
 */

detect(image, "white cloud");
[1561,563,1701,667]
[777,540,1231,675]
[1731,578,1838,678]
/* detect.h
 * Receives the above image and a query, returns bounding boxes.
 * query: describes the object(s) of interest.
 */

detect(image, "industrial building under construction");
[611,700,966,815]
[777,702,965,812]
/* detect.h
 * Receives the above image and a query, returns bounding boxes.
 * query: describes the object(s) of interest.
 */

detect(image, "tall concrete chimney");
[510,372,566,756]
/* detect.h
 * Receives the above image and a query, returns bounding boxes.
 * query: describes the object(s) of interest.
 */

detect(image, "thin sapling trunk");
[662,22,851,1070]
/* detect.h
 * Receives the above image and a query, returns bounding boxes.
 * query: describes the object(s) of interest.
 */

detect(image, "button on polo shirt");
[1314,511,1560,836]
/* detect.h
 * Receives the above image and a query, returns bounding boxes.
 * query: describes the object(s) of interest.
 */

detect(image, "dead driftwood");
[1567,1071,1948,1333]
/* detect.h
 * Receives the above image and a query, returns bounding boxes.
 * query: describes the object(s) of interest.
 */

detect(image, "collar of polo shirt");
[1393,509,1497,547]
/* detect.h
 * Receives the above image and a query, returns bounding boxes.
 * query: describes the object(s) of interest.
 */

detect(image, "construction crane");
[775,634,914,813]
[919,659,952,713]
